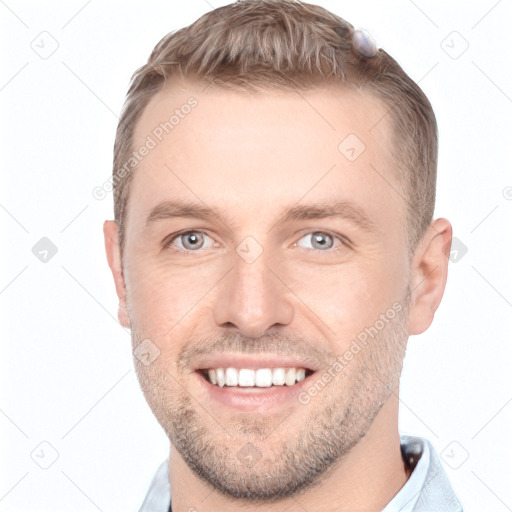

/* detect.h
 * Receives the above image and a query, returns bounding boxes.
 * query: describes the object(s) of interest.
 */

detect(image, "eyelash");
[162,230,350,254]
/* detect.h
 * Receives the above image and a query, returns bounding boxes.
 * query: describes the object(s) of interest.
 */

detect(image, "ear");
[103,220,131,328]
[408,218,452,335]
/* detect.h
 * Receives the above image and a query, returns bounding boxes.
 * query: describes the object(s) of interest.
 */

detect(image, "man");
[103,0,463,510]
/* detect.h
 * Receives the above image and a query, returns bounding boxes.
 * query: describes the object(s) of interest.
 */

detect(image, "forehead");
[127,80,403,235]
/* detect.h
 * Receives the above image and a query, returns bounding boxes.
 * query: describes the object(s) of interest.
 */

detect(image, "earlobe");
[407,218,452,335]
[103,220,131,328]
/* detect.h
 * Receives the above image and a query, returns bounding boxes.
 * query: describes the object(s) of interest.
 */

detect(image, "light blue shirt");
[139,434,463,511]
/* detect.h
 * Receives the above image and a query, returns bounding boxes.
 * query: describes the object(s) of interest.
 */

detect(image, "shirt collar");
[383,435,463,512]
[138,435,463,512]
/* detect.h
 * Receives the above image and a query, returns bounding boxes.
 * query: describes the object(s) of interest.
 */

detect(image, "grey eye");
[297,232,335,250]
[173,231,211,251]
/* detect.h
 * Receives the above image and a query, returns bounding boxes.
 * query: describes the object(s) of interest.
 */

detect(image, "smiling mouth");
[197,367,315,388]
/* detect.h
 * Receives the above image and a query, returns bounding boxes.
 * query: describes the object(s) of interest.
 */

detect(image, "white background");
[1,0,511,510]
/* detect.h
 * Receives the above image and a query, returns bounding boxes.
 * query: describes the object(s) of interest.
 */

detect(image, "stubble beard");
[132,301,409,503]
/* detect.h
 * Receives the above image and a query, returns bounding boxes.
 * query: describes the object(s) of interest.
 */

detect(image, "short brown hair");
[113,0,437,257]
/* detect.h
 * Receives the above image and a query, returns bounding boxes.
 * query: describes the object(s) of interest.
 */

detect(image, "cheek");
[287,257,405,341]
[125,255,224,337]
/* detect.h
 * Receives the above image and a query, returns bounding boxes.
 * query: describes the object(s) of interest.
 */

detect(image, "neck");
[168,392,409,512]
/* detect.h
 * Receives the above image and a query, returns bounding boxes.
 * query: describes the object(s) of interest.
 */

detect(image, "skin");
[104,78,452,511]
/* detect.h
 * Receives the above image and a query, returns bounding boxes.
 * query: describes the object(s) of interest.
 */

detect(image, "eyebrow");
[146,199,377,233]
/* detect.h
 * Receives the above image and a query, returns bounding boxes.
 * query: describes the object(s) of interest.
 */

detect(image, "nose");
[213,248,294,339]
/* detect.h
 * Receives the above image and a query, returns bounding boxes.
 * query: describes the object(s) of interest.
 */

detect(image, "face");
[114,81,415,500]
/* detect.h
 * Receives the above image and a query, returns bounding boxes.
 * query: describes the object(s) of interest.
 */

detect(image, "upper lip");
[192,353,319,372]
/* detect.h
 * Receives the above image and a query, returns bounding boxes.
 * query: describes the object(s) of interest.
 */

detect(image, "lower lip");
[195,371,313,412]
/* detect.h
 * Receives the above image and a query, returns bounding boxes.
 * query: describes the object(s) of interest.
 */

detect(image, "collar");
[383,435,463,511]
[138,434,463,512]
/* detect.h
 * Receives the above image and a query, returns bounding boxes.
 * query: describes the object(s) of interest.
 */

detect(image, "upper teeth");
[207,367,306,387]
